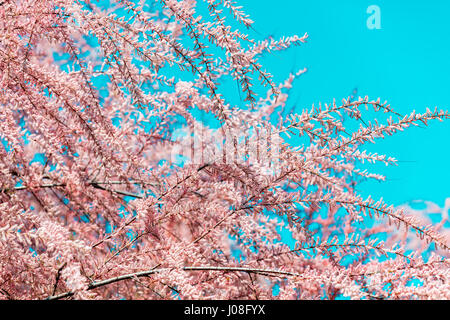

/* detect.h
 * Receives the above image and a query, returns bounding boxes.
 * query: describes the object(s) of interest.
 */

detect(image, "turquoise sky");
[237,0,450,207]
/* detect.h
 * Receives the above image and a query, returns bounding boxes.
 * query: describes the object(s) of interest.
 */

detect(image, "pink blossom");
[0,0,448,300]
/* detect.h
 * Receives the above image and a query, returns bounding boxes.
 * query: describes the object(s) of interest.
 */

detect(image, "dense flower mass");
[0,0,448,300]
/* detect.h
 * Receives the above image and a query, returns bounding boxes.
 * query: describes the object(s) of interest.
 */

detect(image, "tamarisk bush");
[0,0,449,300]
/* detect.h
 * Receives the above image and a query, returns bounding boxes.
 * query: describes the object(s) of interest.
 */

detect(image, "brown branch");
[1,180,144,199]
[46,265,302,300]
[51,263,67,296]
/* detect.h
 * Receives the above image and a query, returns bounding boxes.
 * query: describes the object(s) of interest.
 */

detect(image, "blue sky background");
[234,0,450,208]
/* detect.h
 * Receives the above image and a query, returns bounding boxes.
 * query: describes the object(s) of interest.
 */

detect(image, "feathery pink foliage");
[0,0,449,300]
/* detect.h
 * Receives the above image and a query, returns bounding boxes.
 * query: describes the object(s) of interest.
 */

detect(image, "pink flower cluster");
[0,0,448,300]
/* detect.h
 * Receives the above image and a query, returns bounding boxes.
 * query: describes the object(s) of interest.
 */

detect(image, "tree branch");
[46,265,301,300]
